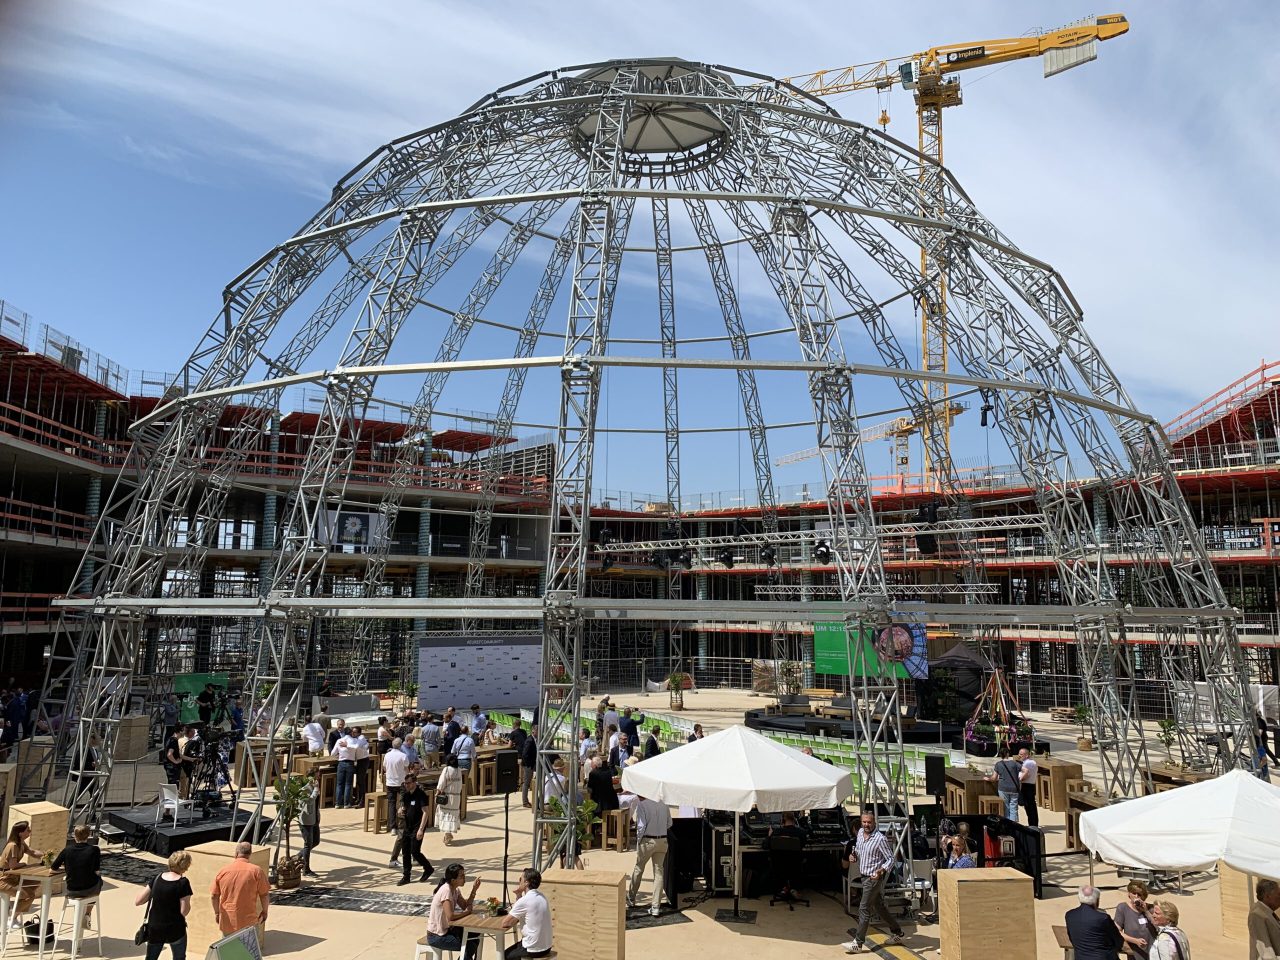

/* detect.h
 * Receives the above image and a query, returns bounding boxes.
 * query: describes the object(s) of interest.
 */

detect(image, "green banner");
[812,622,912,679]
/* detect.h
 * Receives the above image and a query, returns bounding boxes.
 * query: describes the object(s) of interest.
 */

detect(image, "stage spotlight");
[980,402,994,427]
[677,550,694,570]
[716,547,735,569]
[814,539,832,564]
[598,527,615,546]
[760,546,777,567]
[648,552,667,570]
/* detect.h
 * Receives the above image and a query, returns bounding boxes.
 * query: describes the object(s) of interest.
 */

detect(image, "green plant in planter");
[667,671,688,691]
[1156,718,1179,762]
[1073,703,1093,739]
[549,666,572,685]
[546,795,598,861]
[271,774,313,875]
[405,681,420,706]
[777,660,804,698]
[387,679,401,698]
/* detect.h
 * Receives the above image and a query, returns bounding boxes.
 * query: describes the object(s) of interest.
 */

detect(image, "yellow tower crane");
[785,14,1129,488]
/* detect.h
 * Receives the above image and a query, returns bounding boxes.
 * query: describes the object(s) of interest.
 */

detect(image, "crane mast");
[786,14,1129,488]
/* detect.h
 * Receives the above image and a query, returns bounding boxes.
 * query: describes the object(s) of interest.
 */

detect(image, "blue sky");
[1,1,1276,499]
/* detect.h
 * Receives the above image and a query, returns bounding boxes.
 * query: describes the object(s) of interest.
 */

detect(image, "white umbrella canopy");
[620,723,853,812]
[1079,769,1280,875]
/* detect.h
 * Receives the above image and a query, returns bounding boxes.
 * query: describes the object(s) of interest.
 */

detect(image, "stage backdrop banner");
[174,672,229,725]
[417,634,542,710]
[812,622,928,680]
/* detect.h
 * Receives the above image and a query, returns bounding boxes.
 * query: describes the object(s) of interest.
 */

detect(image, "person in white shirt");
[331,728,361,808]
[1148,899,1191,960]
[578,729,596,763]
[302,716,326,754]
[501,867,553,959]
[383,738,409,864]
[1017,748,1040,828]
[627,793,673,916]
[543,758,568,805]
[352,726,372,806]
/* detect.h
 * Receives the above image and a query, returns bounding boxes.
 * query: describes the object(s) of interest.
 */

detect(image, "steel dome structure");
[49,59,1255,865]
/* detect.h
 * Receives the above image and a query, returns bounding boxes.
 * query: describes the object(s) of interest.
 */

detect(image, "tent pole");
[733,810,741,916]
[1089,854,1095,887]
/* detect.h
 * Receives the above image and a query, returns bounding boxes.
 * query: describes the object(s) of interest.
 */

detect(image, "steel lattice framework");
[47,59,1256,867]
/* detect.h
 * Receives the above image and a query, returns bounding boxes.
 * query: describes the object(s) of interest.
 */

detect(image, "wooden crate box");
[541,866,626,960]
[185,841,270,952]
[6,800,69,864]
[938,866,1034,960]
[114,714,152,761]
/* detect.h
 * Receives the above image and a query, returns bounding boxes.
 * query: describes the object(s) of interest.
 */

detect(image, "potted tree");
[1156,718,1180,765]
[386,679,401,710]
[547,666,572,702]
[404,681,420,711]
[271,774,311,889]
[1073,703,1094,751]
[545,795,598,868]
[667,670,689,710]
[777,661,808,709]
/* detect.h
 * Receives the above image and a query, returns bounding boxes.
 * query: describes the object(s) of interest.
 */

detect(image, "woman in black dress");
[134,850,193,960]
[51,824,101,927]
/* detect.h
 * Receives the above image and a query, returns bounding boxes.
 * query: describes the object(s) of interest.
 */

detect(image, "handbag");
[23,917,54,947]
[134,875,156,945]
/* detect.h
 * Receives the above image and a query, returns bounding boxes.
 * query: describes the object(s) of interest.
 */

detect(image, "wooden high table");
[1064,789,1108,851]
[1035,756,1084,812]
[455,913,511,959]
[1148,762,1216,790]
[945,767,996,815]
[6,866,61,960]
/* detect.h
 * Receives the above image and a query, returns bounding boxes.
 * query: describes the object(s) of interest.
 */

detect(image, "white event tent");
[621,724,853,917]
[1079,769,1280,876]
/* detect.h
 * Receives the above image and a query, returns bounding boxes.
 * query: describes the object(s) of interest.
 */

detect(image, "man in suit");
[1249,878,1280,960]
[619,707,641,744]
[1066,885,1125,960]
[643,725,662,760]
[586,756,619,815]
[608,733,632,773]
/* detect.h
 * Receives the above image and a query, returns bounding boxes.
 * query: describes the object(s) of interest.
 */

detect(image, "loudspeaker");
[494,749,519,794]
[924,754,946,798]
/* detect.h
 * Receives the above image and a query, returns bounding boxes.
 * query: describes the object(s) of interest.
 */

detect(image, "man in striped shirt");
[842,811,904,953]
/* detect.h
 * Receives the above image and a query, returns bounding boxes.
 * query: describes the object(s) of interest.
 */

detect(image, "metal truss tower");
[52,57,1253,852]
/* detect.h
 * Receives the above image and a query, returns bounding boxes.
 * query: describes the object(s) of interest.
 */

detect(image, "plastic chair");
[155,783,196,828]
[55,895,102,959]
[909,858,936,914]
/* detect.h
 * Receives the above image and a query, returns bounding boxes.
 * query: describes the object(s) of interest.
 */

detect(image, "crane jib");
[944,47,986,65]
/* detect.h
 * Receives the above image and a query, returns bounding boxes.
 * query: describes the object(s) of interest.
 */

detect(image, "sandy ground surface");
[70,694,1245,959]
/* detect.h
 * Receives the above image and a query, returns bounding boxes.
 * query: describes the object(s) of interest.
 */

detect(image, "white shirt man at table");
[501,867,553,959]
[302,716,326,754]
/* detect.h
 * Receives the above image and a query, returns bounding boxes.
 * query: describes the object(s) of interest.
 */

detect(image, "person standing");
[352,726,372,806]
[470,704,489,742]
[687,723,705,743]
[162,726,185,788]
[297,775,320,878]
[1249,878,1280,960]
[384,737,408,868]
[161,694,180,742]
[520,724,538,808]
[436,755,464,845]
[451,725,476,775]
[326,718,347,753]
[643,725,662,760]
[441,709,461,756]
[331,728,360,809]
[509,718,529,757]
[501,867,553,959]
[229,696,245,742]
[1017,748,1040,828]
[1148,901,1190,960]
[587,756,619,817]
[195,684,215,727]
[577,727,595,763]
[602,701,620,738]
[985,747,1022,822]
[1065,885,1126,960]
[608,733,632,773]
[421,714,442,759]
[134,851,193,960]
[842,811,904,953]
[397,772,434,886]
[627,792,672,917]
[301,716,326,755]
[1113,880,1154,959]
[619,707,640,744]
[210,841,269,937]
[52,824,101,927]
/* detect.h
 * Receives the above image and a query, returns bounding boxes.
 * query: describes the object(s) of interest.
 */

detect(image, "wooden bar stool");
[364,791,389,834]
[603,809,631,852]
[977,794,1004,816]
[318,770,337,808]
[479,761,497,796]
[424,789,438,829]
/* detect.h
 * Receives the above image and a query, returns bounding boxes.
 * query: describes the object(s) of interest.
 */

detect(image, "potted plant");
[667,671,689,710]
[1156,718,1179,764]
[387,679,401,710]
[1073,703,1094,751]
[777,661,808,708]
[545,795,598,868]
[404,681,420,711]
[271,774,311,889]
[547,666,572,702]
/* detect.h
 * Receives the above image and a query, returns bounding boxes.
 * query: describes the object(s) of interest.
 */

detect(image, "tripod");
[190,736,236,818]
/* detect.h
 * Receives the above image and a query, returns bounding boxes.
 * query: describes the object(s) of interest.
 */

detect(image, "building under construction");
[3,59,1275,866]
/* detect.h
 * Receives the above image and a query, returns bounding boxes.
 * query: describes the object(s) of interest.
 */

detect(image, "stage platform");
[107,804,273,857]
[743,707,962,746]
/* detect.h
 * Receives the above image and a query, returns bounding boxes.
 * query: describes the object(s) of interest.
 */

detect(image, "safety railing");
[0,495,93,544]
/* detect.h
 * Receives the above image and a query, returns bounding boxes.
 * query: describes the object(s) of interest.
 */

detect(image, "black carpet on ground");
[271,885,432,917]
[626,906,692,930]
[101,853,162,886]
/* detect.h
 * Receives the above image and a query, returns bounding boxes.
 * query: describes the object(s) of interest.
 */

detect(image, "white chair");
[155,783,196,828]
[413,935,456,960]
[909,858,936,914]
[55,895,102,959]
[0,889,14,953]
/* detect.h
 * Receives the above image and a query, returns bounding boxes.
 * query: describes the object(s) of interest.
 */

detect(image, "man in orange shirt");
[210,841,269,935]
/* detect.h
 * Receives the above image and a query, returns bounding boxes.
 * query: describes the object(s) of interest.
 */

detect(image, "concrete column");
[407,498,432,683]
[696,520,709,667]
[653,580,667,664]
[79,402,109,594]
[258,412,280,597]
[799,518,815,686]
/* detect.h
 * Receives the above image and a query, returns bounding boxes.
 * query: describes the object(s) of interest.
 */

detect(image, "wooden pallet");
[1049,707,1076,724]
